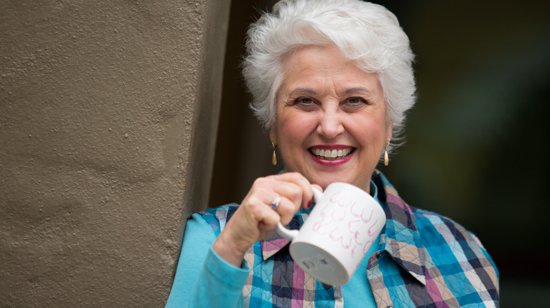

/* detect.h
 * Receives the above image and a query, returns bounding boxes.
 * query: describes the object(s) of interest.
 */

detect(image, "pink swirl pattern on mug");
[350,204,375,223]
[320,202,346,221]
[367,218,379,237]
[347,219,364,245]
[329,227,352,249]
[312,190,381,258]
[312,218,332,234]
[329,191,357,208]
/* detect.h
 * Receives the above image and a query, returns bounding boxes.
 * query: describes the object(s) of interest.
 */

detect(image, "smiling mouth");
[309,147,355,160]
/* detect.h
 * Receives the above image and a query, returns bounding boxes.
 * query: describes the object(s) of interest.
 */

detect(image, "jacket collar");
[260,171,427,285]
[261,210,308,260]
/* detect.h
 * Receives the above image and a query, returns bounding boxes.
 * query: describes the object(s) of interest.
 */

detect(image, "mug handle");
[276,187,324,241]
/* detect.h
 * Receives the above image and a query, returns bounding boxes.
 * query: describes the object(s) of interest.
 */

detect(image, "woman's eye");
[294,97,315,106]
[346,97,367,105]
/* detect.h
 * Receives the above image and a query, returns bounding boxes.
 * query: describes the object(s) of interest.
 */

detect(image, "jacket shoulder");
[197,203,240,236]
[410,206,479,245]
[412,206,499,275]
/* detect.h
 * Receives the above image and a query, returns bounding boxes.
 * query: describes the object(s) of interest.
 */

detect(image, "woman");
[166,0,499,307]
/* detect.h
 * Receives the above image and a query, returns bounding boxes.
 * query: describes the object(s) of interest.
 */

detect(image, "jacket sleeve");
[164,213,250,308]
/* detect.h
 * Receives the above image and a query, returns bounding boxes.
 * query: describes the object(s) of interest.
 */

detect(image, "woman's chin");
[309,174,350,189]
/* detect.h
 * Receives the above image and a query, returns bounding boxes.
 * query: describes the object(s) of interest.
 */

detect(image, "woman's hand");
[213,172,321,267]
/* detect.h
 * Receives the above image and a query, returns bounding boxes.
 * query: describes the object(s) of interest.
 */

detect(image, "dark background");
[209,1,550,306]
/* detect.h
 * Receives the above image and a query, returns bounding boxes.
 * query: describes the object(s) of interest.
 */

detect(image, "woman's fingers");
[272,172,314,208]
[213,172,316,266]
[215,191,279,265]
[267,195,295,227]
[255,172,318,229]
[226,174,310,238]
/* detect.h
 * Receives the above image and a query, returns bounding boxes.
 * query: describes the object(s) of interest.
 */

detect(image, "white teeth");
[311,148,353,160]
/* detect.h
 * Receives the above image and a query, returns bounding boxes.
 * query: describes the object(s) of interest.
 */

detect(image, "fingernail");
[306,200,312,209]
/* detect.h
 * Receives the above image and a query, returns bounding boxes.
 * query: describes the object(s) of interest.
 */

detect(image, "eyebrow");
[343,87,372,95]
[287,88,318,97]
[287,87,372,96]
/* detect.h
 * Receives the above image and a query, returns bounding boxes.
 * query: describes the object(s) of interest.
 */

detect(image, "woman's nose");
[316,111,344,139]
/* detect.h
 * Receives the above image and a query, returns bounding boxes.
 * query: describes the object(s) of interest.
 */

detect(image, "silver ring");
[271,196,281,210]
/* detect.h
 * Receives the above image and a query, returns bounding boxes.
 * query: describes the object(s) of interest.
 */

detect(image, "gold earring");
[272,142,277,166]
[383,142,390,166]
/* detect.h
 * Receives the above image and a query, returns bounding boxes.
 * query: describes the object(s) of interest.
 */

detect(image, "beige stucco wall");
[0,0,229,306]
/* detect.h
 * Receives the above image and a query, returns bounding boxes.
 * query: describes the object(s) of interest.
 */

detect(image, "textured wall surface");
[0,0,229,306]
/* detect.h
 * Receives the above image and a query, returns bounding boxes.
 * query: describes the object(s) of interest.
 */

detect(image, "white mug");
[277,182,386,286]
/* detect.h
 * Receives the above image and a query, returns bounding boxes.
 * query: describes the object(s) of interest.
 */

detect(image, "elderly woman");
[165,0,499,307]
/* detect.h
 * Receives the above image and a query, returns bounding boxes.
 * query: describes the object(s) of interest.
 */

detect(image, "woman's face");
[270,44,392,193]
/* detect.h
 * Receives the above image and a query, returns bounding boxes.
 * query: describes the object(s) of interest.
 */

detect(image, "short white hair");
[242,0,416,154]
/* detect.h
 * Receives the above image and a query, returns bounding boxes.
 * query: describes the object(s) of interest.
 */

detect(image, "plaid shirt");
[199,172,499,308]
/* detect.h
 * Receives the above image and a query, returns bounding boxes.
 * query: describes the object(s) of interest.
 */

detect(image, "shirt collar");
[261,211,307,260]
[260,171,427,285]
